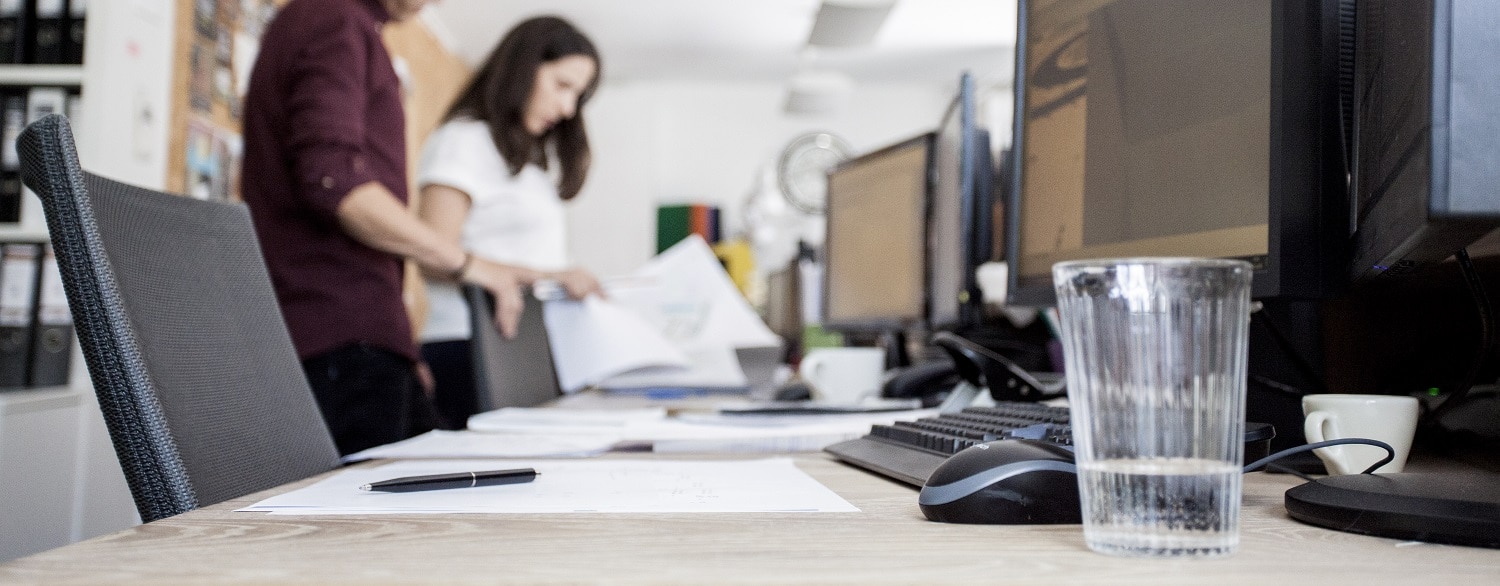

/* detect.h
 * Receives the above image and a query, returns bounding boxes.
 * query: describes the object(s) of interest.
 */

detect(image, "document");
[455,406,940,455]
[341,431,618,463]
[542,236,780,393]
[239,458,859,514]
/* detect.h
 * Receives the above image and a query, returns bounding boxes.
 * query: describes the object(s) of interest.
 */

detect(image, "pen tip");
[358,484,371,491]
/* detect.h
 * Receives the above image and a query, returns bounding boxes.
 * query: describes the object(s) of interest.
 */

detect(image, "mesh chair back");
[465,285,562,411]
[16,114,339,522]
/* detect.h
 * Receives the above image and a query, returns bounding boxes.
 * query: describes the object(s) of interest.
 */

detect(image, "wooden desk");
[1,453,1496,584]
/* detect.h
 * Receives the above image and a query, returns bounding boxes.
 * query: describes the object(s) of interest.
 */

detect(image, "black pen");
[359,468,539,493]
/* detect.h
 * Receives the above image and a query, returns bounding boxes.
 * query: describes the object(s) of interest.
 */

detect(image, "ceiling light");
[784,70,856,115]
[806,0,898,47]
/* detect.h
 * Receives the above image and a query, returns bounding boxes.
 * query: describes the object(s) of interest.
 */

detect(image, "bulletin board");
[166,0,277,201]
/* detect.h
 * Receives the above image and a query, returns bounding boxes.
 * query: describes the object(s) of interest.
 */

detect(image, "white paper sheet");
[341,431,618,462]
[611,236,781,349]
[460,407,939,454]
[542,296,691,392]
[541,236,778,393]
[239,458,858,515]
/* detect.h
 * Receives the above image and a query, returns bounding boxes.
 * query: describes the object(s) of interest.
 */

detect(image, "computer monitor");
[929,72,993,330]
[1348,0,1500,283]
[821,133,931,333]
[1005,0,1347,306]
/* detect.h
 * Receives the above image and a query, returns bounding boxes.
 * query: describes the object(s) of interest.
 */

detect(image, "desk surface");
[2,453,1497,584]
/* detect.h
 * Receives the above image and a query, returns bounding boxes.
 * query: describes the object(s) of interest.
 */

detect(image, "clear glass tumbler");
[1052,258,1252,558]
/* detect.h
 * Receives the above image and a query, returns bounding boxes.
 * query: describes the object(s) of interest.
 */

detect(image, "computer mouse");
[917,439,1081,524]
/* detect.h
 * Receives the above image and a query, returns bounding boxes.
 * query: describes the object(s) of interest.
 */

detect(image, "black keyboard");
[825,402,1073,487]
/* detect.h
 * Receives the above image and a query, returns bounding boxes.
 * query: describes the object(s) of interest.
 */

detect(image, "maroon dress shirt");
[240,0,417,362]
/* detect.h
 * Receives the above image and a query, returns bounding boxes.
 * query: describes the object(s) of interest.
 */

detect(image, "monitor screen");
[1006,0,1347,305]
[929,72,992,330]
[821,134,931,332]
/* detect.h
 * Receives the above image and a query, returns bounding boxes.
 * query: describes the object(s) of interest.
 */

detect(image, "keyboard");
[824,401,1073,487]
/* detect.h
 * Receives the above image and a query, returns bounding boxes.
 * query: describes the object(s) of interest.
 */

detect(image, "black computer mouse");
[917,439,1081,524]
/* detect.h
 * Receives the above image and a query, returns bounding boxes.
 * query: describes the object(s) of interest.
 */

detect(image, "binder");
[0,242,40,388]
[18,86,64,218]
[656,204,692,254]
[0,173,19,224]
[27,243,70,387]
[1,88,24,224]
[61,0,79,64]
[29,0,65,64]
[0,0,25,64]
[25,85,64,122]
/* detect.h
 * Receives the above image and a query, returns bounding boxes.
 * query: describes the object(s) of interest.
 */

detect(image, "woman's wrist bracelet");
[449,251,474,282]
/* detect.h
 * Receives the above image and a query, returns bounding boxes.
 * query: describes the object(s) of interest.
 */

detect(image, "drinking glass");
[1053,257,1252,557]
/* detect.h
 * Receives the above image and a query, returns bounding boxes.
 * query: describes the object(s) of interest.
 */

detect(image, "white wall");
[75,0,176,189]
[567,81,955,277]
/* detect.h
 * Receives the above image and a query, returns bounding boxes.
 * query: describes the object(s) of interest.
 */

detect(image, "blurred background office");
[0,0,1015,562]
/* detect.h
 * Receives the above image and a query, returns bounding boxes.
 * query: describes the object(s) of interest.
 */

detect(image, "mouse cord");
[1242,438,1396,475]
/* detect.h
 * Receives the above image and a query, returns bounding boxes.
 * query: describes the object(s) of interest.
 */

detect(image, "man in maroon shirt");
[241,0,530,455]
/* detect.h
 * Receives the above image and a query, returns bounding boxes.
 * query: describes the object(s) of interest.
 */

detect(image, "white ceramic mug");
[798,347,885,404]
[1302,394,1419,475]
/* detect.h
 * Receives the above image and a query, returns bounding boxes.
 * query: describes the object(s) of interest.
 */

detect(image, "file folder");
[62,0,80,64]
[29,0,65,64]
[28,243,70,387]
[0,241,40,388]
[1,89,23,223]
[0,0,26,64]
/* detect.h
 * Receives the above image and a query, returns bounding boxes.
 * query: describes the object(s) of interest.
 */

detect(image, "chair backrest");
[16,114,340,522]
[464,285,562,411]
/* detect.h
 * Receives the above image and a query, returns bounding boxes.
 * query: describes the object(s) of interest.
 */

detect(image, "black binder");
[1,88,23,224]
[0,173,19,224]
[28,0,65,64]
[0,0,26,64]
[27,243,70,387]
[0,242,40,388]
[61,0,80,64]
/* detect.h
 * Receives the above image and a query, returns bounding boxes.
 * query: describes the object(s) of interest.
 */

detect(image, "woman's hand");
[549,268,605,300]
[462,258,529,339]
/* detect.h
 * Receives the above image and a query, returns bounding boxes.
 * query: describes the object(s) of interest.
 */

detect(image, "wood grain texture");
[2,454,1497,584]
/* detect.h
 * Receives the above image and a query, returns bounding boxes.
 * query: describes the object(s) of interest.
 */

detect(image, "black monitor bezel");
[928,72,993,330]
[1004,0,1349,306]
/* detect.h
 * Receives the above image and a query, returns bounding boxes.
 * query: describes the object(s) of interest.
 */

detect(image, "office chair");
[464,285,562,412]
[16,114,340,522]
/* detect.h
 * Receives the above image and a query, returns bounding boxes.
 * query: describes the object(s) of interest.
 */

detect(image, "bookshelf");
[0,0,160,563]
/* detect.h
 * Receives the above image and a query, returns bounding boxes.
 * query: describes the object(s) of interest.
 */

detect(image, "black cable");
[1242,438,1395,475]
[1425,247,1495,426]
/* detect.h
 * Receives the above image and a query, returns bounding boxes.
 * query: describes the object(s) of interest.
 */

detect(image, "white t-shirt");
[418,118,569,343]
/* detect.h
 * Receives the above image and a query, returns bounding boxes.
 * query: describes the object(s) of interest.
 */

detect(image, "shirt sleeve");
[283,16,382,221]
[417,122,492,205]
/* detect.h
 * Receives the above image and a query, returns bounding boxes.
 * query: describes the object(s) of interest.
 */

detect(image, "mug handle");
[1303,410,1349,474]
[799,353,828,394]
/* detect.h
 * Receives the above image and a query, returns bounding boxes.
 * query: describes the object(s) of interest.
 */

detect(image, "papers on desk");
[342,431,617,463]
[461,406,939,454]
[541,236,780,393]
[239,458,858,515]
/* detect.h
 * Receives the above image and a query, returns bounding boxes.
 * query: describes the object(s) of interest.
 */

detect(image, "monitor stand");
[1283,472,1500,548]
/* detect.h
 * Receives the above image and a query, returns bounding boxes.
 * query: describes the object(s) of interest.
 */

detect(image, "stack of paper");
[459,406,939,454]
[541,236,781,393]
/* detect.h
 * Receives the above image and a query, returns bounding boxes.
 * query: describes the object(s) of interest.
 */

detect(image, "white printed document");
[341,431,618,463]
[238,458,858,515]
[542,236,780,392]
